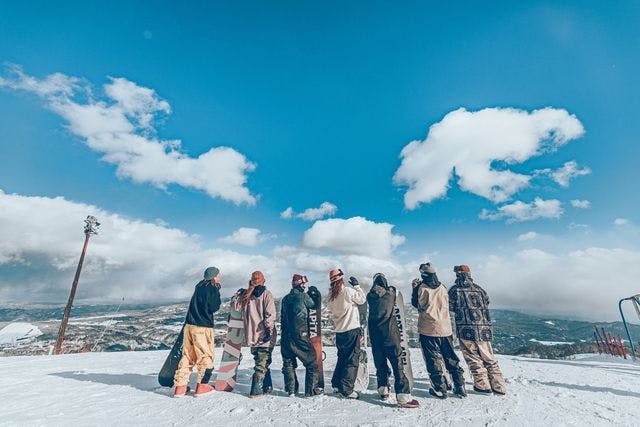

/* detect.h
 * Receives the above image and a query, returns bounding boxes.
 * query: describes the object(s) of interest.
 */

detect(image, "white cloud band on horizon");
[0,65,257,205]
[393,107,585,210]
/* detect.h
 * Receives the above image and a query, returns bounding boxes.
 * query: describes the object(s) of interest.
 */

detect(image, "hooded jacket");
[367,275,401,348]
[280,287,317,341]
[327,285,366,333]
[411,273,453,337]
[231,285,278,348]
[448,273,493,341]
[185,280,221,328]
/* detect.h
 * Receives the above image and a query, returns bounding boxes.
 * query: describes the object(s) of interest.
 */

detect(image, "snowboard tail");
[214,309,245,392]
[354,301,369,392]
[393,290,414,390]
[158,325,185,387]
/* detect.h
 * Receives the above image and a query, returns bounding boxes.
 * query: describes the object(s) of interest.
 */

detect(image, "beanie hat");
[292,274,308,288]
[329,268,344,284]
[454,265,471,273]
[250,271,265,285]
[419,262,436,275]
[203,266,220,280]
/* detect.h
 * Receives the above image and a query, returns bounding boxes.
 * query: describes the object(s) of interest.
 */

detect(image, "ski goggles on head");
[329,268,344,283]
[292,274,308,287]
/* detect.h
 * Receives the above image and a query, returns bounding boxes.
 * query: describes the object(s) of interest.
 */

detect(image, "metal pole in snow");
[53,216,100,355]
[619,297,637,362]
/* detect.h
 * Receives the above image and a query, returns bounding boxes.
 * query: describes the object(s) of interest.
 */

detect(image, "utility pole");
[53,215,100,355]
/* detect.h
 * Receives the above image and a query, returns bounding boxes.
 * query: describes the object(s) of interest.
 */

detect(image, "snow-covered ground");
[1,348,639,426]
[0,322,42,345]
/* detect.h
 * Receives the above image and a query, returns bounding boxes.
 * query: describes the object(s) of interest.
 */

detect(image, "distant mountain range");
[1,300,639,359]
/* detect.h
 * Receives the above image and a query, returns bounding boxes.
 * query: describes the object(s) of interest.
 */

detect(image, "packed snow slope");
[1,348,639,426]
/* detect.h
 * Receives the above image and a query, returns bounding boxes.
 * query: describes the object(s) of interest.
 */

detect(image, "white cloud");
[393,107,585,209]
[614,218,629,226]
[0,65,257,205]
[475,247,640,320]
[219,227,266,247]
[517,231,540,242]
[548,161,591,187]
[570,199,591,209]
[302,216,405,258]
[480,198,563,222]
[280,202,338,221]
[280,207,294,219]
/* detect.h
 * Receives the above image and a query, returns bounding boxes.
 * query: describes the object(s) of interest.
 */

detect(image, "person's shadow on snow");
[50,371,170,396]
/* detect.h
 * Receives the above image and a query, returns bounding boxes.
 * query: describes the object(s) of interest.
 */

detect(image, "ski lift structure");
[619,294,640,362]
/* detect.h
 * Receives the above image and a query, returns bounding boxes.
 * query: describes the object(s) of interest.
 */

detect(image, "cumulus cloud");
[280,202,338,221]
[474,247,640,320]
[0,65,257,205]
[302,216,406,258]
[542,161,591,187]
[614,218,629,226]
[570,199,591,209]
[480,198,563,222]
[517,231,540,242]
[393,107,585,209]
[219,227,268,247]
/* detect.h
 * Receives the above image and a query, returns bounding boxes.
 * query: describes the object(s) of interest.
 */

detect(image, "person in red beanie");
[280,274,321,397]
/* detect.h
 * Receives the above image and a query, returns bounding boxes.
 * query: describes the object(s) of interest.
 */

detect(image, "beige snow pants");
[173,324,215,387]
[459,339,506,393]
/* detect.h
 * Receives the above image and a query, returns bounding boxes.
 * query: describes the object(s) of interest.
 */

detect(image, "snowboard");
[214,307,245,391]
[307,285,325,391]
[354,299,370,392]
[158,325,185,387]
[392,290,414,390]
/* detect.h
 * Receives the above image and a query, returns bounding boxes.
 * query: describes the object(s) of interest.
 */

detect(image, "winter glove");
[307,285,321,308]
[262,328,272,343]
[411,278,421,288]
[348,276,359,287]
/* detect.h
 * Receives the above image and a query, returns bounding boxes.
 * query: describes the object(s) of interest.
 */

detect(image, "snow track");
[1,348,639,426]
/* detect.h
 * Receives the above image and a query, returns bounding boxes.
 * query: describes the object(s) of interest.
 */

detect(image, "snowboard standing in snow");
[158,325,185,387]
[214,307,245,391]
[392,289,414,390]
[307,285,325,391]
[354,300,370,392]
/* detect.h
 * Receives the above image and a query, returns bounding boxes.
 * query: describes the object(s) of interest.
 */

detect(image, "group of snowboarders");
[169,262,506,408]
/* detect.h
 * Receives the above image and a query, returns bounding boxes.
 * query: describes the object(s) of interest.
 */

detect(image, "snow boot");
[397,394,420,408]
[263,370,273,394]
[173,385,191,398]
[341,391,359,399]
[249,373,264,398]
[473,386,493,394]
[453,383,467,398]
[194,383,214,397]
[491,384,507,396]
[378,386,390,401]
[428,387,447,399]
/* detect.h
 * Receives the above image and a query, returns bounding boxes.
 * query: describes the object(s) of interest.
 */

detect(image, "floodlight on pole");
[53,215,100,355]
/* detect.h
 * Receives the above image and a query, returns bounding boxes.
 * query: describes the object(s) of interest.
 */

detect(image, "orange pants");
[173,324,215,386]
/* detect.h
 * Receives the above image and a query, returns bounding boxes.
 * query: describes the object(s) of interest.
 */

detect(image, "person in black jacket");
[173,266,222,398]
[367,273,419,408]
[280,274,321,397]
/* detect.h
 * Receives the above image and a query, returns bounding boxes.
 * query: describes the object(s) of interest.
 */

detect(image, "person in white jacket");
[326,268,366,398]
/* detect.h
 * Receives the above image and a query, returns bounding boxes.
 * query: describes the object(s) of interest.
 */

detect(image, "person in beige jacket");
[411,262,466,399]
[326,268,366,398]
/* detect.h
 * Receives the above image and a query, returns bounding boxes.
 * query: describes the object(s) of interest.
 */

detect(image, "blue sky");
[0,1,639,319]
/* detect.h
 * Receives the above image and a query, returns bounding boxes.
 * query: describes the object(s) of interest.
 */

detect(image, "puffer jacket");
[448,273,493,341]
[411,275,453,337]
[231,285,277,348]
[327,285,366,333]
[367,275,401,348]
[280,287,317,341]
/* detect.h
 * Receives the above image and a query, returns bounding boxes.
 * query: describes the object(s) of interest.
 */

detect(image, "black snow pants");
[281,335,318,395]
[331,328,362,395]
[371,342,410,395]
[419,334,464,392]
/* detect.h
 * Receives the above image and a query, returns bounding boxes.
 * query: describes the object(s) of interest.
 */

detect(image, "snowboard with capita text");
[158,325,185,387]
[354,299,370,392]
[392,289,414,390]
[214,307,245,391]
[307,285,325,391]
